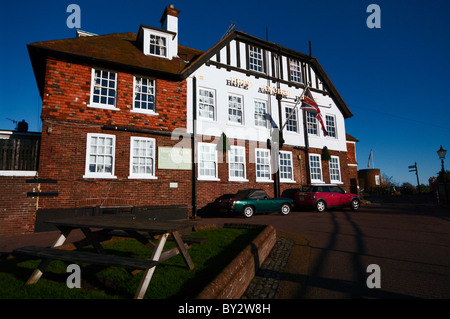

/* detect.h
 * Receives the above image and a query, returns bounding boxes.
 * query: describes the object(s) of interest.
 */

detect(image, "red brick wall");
[36,57,191,219]
[0,177,37,235]
[196,225,276,299]
[42,58,187,132]
[346,142,357,165]
[358,168,381,189]
[346,141,359,194]
[38,120,192,212]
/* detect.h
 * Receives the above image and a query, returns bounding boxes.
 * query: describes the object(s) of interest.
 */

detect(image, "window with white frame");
[84,133,116,178]
[149,34,167,57]
[255,149,271,181]
[307,112,318,136]
[325,115,337,138]
[198,143,218,180]
[129,137,156,179]
[285,106,298,133]
[309,154,322,182]
[249,46,264,72]
[228,94,243,124]
[254,100,267,127]
[228,146,247,181]
[133,76,156,113]
[198,88,215,120]
[375,175,380,185]
[289,59,303,83]
[90,69,117,109]
[329,156,341,183]
[279,151,294,182]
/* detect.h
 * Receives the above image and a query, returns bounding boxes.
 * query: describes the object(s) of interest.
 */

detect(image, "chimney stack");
[160,4,179,57]
[161,4,179,35]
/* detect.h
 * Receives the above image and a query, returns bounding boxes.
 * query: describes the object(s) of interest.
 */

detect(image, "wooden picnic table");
[13,216,196,299]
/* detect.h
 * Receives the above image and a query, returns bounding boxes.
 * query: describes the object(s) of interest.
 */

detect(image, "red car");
[294,184,360,212]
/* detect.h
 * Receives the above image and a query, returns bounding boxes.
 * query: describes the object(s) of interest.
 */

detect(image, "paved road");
[195,198,450,299]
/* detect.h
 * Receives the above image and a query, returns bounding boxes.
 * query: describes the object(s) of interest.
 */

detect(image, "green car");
[220,189,293,218]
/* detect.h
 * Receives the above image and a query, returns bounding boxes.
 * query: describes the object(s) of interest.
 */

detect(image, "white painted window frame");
[198,87,216,121]
[329,156,342,184]
[289,59,303,84]
[255,148,272,182]
[128,136,157,179]
[254,99,267,128]
[132,76,157,115]
[249,46,264,73]
[309,154,323,183]
[198,142,219,181]
[325,114,337,138]
[307,112,319,136]
[279,151,295,183]
[228,145,248,182]
[228,93,244,125]
[285,105,298,133]
[83,133,117,179]
[88,68,119,110]
[149,34,168,58]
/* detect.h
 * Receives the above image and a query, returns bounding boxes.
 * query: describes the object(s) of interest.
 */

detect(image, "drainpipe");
[275,47,282,198]
[192,77,197,218]
[302,109,311,185]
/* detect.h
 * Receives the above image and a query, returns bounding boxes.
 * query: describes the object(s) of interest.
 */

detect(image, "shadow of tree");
[283,211,420,299]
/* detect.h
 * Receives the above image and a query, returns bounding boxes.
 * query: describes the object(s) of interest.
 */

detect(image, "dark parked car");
[220,189,293,218]
[294,184,360,212]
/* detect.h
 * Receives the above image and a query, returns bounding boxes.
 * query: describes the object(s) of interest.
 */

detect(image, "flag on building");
[300,87,327,135]
[368,150,374,168]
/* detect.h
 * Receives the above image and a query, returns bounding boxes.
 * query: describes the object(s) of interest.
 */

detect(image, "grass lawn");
[0,227,260,299]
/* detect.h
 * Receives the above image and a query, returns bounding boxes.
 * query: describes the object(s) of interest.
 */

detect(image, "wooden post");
[415,162,421,194]
[25,229,71,285]
[172,231,194,270]
[134,233,169,299]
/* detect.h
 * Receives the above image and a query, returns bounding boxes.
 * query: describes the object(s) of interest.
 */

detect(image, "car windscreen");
[302,186,329,192]
[234,190,252,199]
[248,190,268,199]
[301,186,314,192]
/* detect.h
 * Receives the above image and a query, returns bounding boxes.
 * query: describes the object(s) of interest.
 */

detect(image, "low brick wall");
[196,224,276,299]
[0,176,38,236]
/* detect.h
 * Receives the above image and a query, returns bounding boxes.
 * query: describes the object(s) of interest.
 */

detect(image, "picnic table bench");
[13,216,202,299]
[108,230,208,245]
[13,246,160,270]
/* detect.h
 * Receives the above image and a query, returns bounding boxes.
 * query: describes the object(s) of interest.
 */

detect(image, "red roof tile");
[28,32,203,75]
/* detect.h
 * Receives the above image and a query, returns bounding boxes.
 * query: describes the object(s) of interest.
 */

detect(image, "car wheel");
[243,206,254,218]
[315,200,326,212]
[280,203,291,216]
[350,198,360,211]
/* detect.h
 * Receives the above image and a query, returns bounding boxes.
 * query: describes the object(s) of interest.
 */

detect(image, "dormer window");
[136,5,179,60]
[149,34,167,57]
[137,26,176,59]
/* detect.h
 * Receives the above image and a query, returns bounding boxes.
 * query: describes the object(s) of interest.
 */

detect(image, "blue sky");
[1,0,449,186]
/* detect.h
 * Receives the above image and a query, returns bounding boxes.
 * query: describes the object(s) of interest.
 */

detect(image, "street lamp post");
[437,145,447,173]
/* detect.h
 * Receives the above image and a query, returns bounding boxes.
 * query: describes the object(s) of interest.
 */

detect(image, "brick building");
[1,4,359,235]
